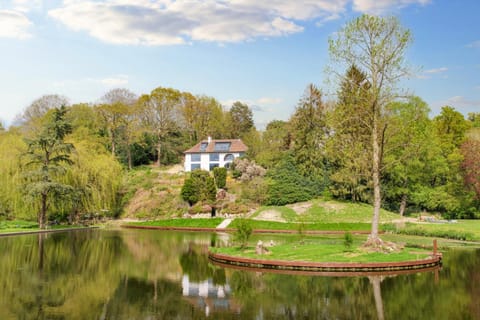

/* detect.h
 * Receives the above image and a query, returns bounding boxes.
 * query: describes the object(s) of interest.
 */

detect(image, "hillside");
[122,165,187,219]
[121,165,404,223]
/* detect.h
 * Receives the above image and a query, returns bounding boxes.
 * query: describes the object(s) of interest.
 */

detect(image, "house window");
[191,163,201,170]
[209,163,219,170]
[209,153,219,162]
[214,142,231,151]
[224,154,234,162]
[191,154,201,162]
[200,142,208,152]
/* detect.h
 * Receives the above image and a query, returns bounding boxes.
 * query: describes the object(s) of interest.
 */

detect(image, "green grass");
[129,218,224,228]
[212,235,432,263]
[0,220,92,234]
[229,219,371,231]
[385,220,480,241]
[254,199,400,224]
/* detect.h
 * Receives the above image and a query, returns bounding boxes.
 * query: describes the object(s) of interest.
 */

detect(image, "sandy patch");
[254,209,286,222]
[286,201,312,214]
[163,164,184,174]
[318,201,346,212]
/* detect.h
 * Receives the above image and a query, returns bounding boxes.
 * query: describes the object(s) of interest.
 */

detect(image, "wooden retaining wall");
[208,251,442,274]
[122,225,377,235]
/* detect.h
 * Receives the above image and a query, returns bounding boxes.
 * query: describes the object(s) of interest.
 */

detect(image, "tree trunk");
[156,141,161,167]
[399,194,407,216]
[39,192,47,229]
[110,128,116,157]
[126,136,132,170]
[369,111,382,243]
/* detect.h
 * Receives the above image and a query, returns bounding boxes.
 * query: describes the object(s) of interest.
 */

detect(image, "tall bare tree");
[329,14,412,246]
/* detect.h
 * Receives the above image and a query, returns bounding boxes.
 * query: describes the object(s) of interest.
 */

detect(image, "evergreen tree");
[22,106,75,229]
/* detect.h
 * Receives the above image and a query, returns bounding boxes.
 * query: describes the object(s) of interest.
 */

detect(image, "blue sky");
[0,0,478,128]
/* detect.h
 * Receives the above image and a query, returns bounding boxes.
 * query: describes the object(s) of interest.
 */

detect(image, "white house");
[184,137,248,172]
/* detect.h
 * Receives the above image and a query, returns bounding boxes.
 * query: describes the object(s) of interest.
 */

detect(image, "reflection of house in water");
[181,274,240,316]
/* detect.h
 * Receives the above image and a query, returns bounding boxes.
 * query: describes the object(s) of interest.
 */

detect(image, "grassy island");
[211,236,433,263]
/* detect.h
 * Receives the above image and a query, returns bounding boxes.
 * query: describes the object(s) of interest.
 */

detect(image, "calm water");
[0,229,478,319]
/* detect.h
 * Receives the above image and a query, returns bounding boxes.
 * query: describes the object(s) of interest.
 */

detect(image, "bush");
[264,156,322,205]
[240,177,268,204]
[344,232,353,250]
[233,219,253,248]
[232,158,266,181]
[213,167,227,189]
[181,170,216,206]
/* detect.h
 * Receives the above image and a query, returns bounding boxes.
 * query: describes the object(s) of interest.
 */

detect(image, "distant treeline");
[1,74,479,222]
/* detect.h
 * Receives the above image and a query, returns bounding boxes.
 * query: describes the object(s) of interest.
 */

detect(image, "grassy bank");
[385,220,480,241]
[229,219,371,231]
[0,220,92,234]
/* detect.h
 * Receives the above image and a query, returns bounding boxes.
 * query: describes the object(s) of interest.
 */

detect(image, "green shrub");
[264,156,322,205]
[344,232,353,250]
[233,219,253,248]
[240,177,268,204]
[213,167,227,189]
[181,170,216,206]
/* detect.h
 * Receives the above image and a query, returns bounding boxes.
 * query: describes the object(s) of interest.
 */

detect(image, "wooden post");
[433,239,437,256]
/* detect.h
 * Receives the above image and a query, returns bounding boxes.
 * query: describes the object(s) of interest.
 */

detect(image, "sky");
[0,0,479,129]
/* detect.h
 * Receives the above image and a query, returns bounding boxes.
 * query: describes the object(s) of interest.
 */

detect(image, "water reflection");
[0,229,478,319]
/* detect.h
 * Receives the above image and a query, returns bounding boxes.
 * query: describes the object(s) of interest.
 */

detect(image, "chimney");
[207,136,212,144]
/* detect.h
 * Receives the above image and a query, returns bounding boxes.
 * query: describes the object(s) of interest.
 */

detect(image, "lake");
[0,229,478,319]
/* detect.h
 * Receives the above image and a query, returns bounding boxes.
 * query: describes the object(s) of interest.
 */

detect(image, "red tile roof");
[184,139,248,153]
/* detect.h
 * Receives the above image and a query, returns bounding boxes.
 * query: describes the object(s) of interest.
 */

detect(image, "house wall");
[184,152,242,172]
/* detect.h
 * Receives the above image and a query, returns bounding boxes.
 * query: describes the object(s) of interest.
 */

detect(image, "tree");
[433,106,470,154]
[226,101,254,139]
[22,106,75,229]
[213,167,227,189]
[265,155,321,206]
[461,139,480,201]
[138,87,182,166]
[255,120,292,168]
[181,94,225,142]
[290,84,329,184]
[382,97,432,216]
[17,94,70,123]
[327,65,371,202]
[329,14,412,245]
[96,88,137,166]
[180,170,216,206]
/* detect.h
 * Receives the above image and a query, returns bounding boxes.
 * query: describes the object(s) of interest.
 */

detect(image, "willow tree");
[329,15,412,246]
[23,106,74,229]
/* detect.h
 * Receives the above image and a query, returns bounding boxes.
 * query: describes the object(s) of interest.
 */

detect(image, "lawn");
[229,219,372,232]
[389,220,480,241]
[0,220,91,234]
[253,198,400,223]
[212,235,433,263]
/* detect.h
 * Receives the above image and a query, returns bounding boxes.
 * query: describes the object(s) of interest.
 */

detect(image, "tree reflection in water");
[0,230,477,319]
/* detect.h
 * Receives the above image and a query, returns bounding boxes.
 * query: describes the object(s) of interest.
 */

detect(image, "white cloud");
[0,10,32,39]
[424,67,448,74]
[352,0,431,14]
[416,66,448,79]
[444,96,480,107]
[466,40,480,48]
[98,74,129,87]
[46,0,431,45]
[11,0,43,12]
